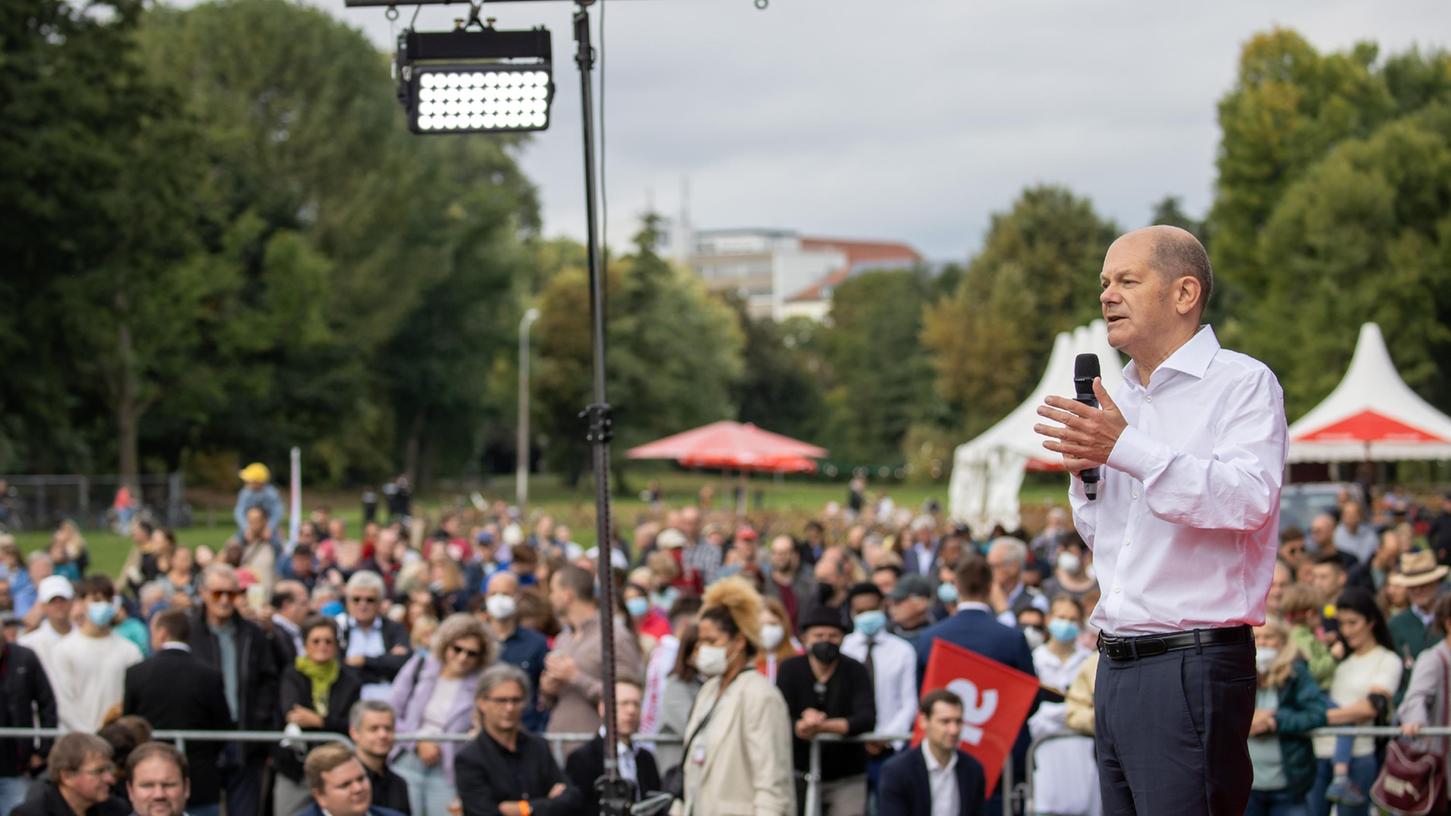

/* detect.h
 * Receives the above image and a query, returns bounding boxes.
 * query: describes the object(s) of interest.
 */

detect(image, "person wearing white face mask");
[51,574,143,732]
[483,571,550,734]
[1040,535,1096,604]
[1246,620,1325,815]
[1028,596,1100,816]
[841,583,919,806]
[674,577,793,816]
[755,596,803,683]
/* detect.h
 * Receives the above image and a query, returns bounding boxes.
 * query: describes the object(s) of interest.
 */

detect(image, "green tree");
[136,0,539,484]
[534,215,743,482]
[727,294,825,444]
[0,0,218,484]
[1207,30,1451,309]
[815,268,939,464]
[1243,103,1451,418]
[922,185,1118,438]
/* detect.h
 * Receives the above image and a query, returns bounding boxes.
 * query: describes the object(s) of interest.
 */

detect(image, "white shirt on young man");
[52,630,143,732]
[922,742,960,816]
[1068,326,1287,636]
[840,629,917,748]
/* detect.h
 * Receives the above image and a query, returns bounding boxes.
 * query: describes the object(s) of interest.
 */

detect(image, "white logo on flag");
[946,678,999,746]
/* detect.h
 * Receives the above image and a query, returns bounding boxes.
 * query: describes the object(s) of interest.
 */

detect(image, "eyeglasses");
[207,589,243,600]
[449,643,483,659]
[484,696,525,707]
[348,596,379,605]
[77,764,115,778]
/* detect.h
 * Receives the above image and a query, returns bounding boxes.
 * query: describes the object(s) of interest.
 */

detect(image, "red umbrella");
[627,421,828,473]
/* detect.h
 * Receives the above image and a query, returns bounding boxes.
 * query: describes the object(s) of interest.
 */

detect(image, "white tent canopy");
[949,320,1124,537]
[1288,322,1451,463]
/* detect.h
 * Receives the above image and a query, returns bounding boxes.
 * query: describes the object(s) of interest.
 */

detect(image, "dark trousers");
[1094,636,1256,815]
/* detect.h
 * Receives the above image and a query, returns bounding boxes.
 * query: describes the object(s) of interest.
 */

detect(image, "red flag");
[914,639,1038,797]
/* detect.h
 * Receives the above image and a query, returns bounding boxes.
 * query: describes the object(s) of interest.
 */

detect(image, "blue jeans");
[394,749,457,816]
[1245,788,1310,816]
[1308,755,1379,816]
[0,776,30,816]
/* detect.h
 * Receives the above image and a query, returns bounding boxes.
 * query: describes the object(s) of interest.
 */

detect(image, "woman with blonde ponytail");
[672,577,794,816]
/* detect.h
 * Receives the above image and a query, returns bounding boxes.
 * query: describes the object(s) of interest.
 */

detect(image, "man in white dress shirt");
[840,583,918,801]
[1035,225,1287,815]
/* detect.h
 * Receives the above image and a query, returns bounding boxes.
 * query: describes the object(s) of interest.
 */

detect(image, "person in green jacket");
[1247,620,1328,815]
[1387,550,1447,669]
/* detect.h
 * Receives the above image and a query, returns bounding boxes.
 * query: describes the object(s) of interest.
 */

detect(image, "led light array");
[413,68,551,132]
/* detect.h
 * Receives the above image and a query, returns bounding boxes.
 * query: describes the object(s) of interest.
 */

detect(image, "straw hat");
[1389,550,1449,588]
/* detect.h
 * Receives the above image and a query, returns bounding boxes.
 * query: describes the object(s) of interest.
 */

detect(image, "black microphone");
[1073,353,1101,501]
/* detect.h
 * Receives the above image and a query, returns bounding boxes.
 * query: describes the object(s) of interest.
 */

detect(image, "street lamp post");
[516,307,540,515]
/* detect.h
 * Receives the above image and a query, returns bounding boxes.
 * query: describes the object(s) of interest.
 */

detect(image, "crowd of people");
[1,463,1450,816]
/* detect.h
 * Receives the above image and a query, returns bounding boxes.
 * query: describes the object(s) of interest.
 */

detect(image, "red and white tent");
[1288,322,1451,462]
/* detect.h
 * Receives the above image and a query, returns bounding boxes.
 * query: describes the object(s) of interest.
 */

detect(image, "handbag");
[661,696,718,800]
[1372,650,1450,816]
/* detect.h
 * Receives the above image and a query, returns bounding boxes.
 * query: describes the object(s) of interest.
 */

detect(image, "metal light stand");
[572,4,632,815]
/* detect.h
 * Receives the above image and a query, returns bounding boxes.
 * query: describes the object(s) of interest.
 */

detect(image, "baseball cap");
[889,573,933,603]
[38,575,75,603]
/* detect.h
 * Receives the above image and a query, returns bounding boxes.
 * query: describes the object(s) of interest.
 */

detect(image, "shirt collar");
[956,601,993,615]
[162,641,191,652]
[349,616,383,632]
[1123,324,1219,388]
[921,741,957,773]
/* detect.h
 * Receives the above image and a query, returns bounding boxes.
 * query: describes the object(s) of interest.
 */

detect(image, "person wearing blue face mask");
[1027,595,1099,816]
[50,574,144,732]
[842,583,919,807]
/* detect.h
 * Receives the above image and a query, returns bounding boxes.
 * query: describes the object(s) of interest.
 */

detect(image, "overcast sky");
[317,0,1449,261]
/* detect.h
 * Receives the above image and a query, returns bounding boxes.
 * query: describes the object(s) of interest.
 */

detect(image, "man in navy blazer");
[914,554,1037,812]
[878,689,986,816]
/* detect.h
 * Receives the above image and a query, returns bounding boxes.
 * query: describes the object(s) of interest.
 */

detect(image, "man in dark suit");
[455,664,581,816]
[0,637,56,815]
[564,679,660,814]
[914,555,1037,814]
[337,571,411,693]
[297,742,405,816]
[188,564,280,816]
[878,689,986,816]
[348,701,411,815]
[124,608,234,815]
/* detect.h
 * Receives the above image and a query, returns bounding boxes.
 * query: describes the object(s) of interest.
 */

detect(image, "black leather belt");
[1098,625,1251,661]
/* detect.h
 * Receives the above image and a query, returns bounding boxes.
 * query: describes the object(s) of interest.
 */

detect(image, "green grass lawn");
[15,469,1073,579]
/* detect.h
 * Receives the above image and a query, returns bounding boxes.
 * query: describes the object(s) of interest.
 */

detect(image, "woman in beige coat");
[677,577,794,816]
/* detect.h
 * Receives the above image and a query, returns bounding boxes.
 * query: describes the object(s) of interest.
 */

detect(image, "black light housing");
[396,27,554,134]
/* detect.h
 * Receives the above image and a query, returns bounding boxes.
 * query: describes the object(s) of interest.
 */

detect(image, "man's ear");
[1174,275,1203,317]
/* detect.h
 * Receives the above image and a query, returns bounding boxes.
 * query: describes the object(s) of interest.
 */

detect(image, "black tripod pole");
[574,4,631,815]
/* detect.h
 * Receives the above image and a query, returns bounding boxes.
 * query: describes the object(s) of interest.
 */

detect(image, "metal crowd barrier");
[20,723,1425,816]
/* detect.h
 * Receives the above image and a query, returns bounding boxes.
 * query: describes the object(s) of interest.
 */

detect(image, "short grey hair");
[201,563,238,588]
[345,571,386,597]
[348,700,396,732]
[1150,230,1213,315]
[988,537,1028,567]
[475,663,530,702]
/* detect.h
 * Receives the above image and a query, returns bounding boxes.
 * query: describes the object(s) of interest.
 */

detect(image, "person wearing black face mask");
[776,606,876,815]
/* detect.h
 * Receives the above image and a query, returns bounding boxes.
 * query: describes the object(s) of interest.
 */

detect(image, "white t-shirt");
[52,630,144,732]
[1314,645,1403,758]
[18,620,69,681]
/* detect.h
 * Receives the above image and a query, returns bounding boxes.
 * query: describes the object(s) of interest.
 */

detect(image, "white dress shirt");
[840,629,918,746]
[922,742,960,816]
[1068,326,1287,635]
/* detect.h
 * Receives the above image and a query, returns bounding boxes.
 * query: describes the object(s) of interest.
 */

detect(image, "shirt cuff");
[1105,425,1173,483]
